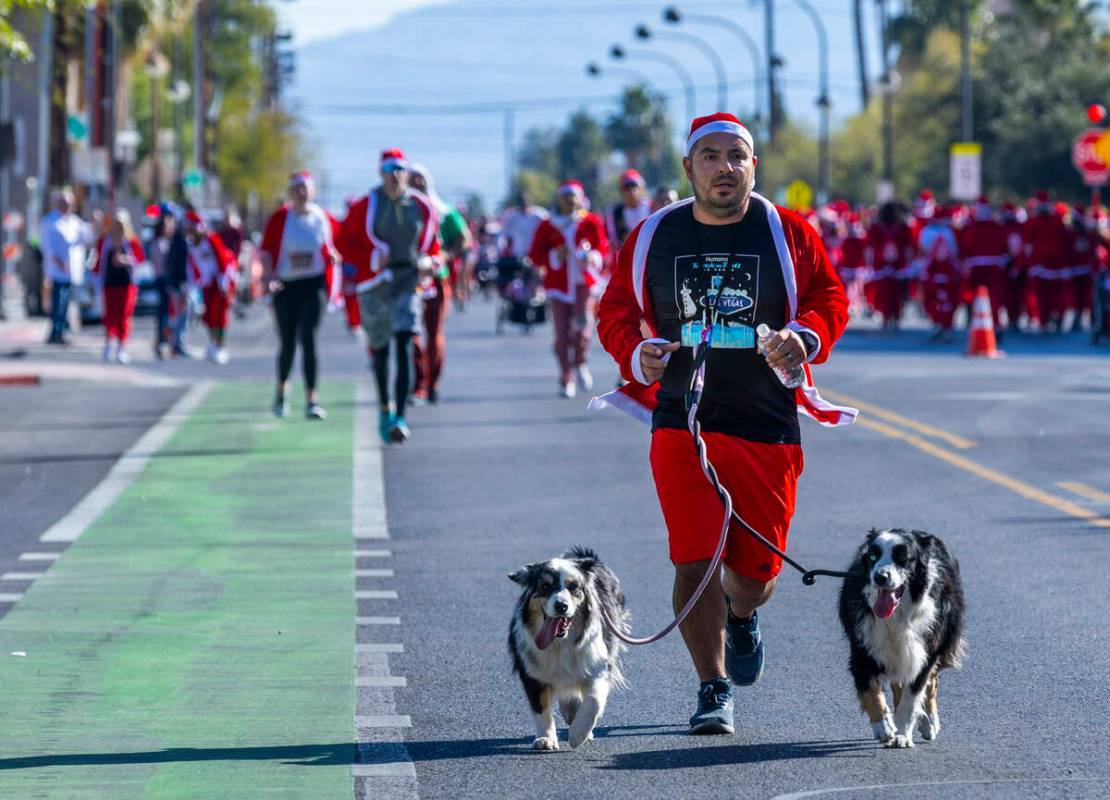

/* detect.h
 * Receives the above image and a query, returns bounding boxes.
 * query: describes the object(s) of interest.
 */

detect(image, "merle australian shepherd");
[838,528,966,748]
[507,547,629,751]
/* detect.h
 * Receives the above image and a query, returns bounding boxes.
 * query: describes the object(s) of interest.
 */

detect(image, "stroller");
[495,256,546,335]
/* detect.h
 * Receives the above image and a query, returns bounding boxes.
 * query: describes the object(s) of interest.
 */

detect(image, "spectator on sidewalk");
[39,188,93,345]
[91,209,145,364]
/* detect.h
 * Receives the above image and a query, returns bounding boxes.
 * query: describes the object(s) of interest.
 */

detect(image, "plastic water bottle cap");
[756,323,772,339]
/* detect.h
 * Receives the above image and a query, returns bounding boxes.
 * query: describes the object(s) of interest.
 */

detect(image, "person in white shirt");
[39,188,93,344]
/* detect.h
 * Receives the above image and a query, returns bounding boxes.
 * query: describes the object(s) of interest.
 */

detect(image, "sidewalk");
[0,380,360,798]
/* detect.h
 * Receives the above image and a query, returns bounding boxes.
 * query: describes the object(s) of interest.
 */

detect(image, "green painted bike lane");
[0,381,357,799]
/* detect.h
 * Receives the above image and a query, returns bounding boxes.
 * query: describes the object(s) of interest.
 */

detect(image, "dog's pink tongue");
[873,589,898,619]
[535,617,560,650]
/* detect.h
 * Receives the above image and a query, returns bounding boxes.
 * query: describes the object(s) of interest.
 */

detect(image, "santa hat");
[556,179,586,199]
[289,170,314,190]
[619,169,645,188]
[686,112,754,156]
[380,148,409,173]
[184,210,204,230]
[919,189,935,201]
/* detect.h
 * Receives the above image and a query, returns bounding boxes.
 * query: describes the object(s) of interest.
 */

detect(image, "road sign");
[1072,128,1109,186]
[949,142,982,201]
[66,113,88,142]
[785,179,813,211]
[1094,129,1110,170]
[183,168,205,188]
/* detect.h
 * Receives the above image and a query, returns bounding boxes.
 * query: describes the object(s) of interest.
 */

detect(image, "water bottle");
[756,323,805,388]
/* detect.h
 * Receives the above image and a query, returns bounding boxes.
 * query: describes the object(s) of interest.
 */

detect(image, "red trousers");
[343,292,360,329]
[103,285,138,343]
[550,285,592,383]
[202,284,231,331]
[414,278,450,397]
[867,275,903,322]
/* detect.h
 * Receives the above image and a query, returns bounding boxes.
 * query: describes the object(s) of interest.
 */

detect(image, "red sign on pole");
[1072,128,1109,186]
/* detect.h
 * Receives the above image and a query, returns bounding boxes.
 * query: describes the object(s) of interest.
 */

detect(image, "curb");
[0,374,41,386]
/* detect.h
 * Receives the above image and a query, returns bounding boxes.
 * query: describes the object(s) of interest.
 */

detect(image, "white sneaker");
[116,348,130,365]
[575,365,594,391]
[214,348,230,365]
[102,342,114,362]
[561,381,577,399]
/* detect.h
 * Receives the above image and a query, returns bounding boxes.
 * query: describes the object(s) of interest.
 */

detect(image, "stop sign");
[1072,128,1109,185]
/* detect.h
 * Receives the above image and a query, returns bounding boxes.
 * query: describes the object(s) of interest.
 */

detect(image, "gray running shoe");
[689,677,734,735]
[305,402,327,421]
[725,608,765,686]
[273,396,289,418]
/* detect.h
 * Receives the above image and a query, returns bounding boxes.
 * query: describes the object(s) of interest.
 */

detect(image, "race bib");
[288,251,315,272]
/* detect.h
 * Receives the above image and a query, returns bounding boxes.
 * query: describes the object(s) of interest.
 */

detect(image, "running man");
[336,148,441,444]
[595,113,854,735]
[260,171,341,420]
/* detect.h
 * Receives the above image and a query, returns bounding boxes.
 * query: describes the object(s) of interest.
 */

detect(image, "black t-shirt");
[104,245,133,287]
[646,202,799,444]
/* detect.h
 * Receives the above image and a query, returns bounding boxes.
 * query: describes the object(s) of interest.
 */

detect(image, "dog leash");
[601,224,856,647]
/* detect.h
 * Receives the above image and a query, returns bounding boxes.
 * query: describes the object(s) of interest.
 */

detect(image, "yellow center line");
[1056,481,1110,504]
[822,388,977,450]
[855,417,1110,529]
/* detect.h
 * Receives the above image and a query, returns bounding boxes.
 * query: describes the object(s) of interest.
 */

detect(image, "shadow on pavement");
[600,739,874,770]
[0,743,357,770]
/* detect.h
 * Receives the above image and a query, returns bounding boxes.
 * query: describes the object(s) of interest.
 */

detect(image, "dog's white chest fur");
[519,625,611,691]
[858,594,936,684]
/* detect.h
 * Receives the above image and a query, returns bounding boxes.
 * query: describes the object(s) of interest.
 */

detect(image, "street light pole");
[877,0,894,195]
[788,0,830,204]
[662,7,762,130]
[960,0,972,142]
[610,44,696,127]
[635,23,727,111]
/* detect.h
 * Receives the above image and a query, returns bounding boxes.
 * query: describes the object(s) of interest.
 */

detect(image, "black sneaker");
[725,607,765,686]
[689,677,734,735]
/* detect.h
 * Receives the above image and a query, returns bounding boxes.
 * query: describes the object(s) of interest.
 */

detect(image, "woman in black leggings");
[260,171,339,419]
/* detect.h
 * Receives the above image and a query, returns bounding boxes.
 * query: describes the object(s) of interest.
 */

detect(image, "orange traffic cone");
[966,285,1003,358]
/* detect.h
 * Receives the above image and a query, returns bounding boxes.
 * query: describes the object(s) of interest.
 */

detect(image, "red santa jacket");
[527,211,609,302]
[960,219,1010,271]
[260,203,342,303]
[186,232,237,293]
[865,222,915,279]
[590,194,857,428]
[1022,212,1070,281]
[89,235,145,286]
[335,189,440,293]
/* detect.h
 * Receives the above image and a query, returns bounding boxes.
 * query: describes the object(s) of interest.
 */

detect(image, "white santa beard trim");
[752,192,798,320]
[686,120,755,155]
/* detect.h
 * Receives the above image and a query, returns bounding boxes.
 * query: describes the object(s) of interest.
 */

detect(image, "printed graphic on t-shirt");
[674,252,759,349]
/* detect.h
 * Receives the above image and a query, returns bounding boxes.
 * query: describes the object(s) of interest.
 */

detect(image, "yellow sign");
[950,142,982,156]
[1096,130,1110,169]
[785,179,813,211]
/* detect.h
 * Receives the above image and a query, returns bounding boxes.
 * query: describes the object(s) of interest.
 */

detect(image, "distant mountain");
[289,0,879,211]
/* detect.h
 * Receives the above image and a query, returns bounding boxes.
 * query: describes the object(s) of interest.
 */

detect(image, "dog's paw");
[916,713,939,741]
[884,733,915,749]
[872,715,896,743]
[568,726,594,749]
[531,736,559,752]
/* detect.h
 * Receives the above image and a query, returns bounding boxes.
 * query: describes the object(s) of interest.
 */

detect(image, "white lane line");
[357,675,407,687]
[356,643,403,654]
[355,715,412,728]
[356,590,398,600]
[18,553,60,562]
[1,573,45,581]
[40,381,214,542]
[352,382,389,541]
[355,568,394,578]
[355,549,391,558]
[352,763,417,778]
[0,593,24,602]
[357,616,401,625]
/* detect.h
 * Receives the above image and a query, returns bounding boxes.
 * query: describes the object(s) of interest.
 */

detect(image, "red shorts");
[649,428,804,582]
[202,284,230,331]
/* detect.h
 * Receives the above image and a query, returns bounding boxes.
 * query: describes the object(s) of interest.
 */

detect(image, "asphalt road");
[2,293,1108,799]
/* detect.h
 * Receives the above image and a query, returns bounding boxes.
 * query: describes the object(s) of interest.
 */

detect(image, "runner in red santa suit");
[183,210,237,364]
[593,113,856,735]
[999,202,1028,330]
[864,201,914,329]
[605,169,652,260]
[1023,190,1071,333]
[910,189,936,245]
[260,171,341,420]
[959,195,1009,331]
[837,212,869,317]
[918,206,961,339]
[528,180,609,398]
[1065,205,1096,332]
[90,208,145,364]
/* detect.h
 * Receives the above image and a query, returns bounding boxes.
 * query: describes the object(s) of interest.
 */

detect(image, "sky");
[273,0,887,211]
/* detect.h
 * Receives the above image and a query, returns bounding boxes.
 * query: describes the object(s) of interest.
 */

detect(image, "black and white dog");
[507,547,629,751]
[838,528,966,749]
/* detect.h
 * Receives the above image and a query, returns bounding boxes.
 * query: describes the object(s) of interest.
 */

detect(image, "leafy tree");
[0,0,55,61]
[556,109,606,197]
[604,85,680,188]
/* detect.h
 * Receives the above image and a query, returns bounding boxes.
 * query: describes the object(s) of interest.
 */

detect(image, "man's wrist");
[798,331,818,358]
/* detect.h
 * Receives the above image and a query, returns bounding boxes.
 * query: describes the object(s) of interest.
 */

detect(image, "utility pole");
[877,0,893,195]
[504,108,515,201]
[35,9,53,220]
[764,0,777,144]
[960,0,972,142]
[853,0,870,109]
[193,1,206,184]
